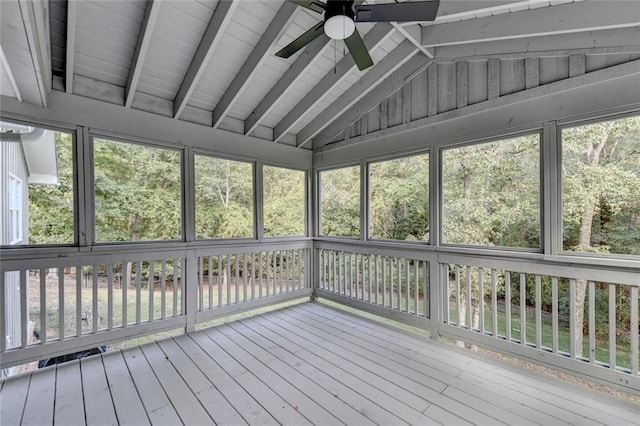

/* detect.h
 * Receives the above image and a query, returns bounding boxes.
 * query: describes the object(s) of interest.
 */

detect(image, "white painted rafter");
[421,1,640,47]
[65,0,77,94]
[391,22,432,58]
[173,0,238,119]
[0,46,22,101]
[212,1,298,128]
[298,40,419,148]
[244,32,330,136]
[125,0,162,108]
[273,22,395,143]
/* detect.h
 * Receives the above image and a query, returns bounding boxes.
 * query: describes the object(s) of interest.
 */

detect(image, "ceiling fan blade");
[344,29,373,71]
[355,1,440,22]
[275,22,325,58]
[289,0,326,14]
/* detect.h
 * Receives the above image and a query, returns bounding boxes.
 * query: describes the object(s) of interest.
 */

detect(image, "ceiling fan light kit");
[277,0,440,70]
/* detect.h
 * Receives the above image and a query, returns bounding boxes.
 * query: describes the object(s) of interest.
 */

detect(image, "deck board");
[1,301,638,426]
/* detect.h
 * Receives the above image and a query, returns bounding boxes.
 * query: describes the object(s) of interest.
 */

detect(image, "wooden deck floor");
[1,301,638,425]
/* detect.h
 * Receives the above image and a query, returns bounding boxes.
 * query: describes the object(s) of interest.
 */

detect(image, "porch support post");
[429,145,441,339]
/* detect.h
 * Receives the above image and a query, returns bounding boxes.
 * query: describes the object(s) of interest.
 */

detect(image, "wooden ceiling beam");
[64,0,77,94]
[273,22,394,143]
[421,2,640,47]
[299,41,420,147]
[212,1,297,128]
[124,0,161,108]
[173,0,238,119]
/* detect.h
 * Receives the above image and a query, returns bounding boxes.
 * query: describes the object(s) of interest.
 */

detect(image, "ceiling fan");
[275,0,440,71]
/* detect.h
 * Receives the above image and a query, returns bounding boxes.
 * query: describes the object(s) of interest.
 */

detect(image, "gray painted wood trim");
[125,0,162,108]
[569,54,586,77]
[487,59,500,100]
[421,2,640,47]
[213,1,297,128]
[455,61,468,108]
[173,0,238,119]
[273,23,395,143]
[312,54,430,149]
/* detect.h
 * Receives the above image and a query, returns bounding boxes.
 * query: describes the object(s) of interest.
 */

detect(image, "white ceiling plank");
[391,23,433,59]
[65,0,77,94]
[173,0,239,119]
[125,0,162,108]
[244,29,329,136]
[433,27,640,59]
[212,1,297,128]
[421,2,640,47]
[312,53,430,149]
[273,22,395,143]
[298,40,420,148]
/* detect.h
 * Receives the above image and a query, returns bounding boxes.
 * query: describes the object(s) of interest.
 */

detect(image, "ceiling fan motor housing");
[324,0,356,40]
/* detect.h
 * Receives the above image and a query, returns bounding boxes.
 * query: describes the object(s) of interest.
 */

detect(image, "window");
[93,138,182,242]
[1,122,74,245]
[442,134,540,248]
[263,166,305,237]
[195,154,254,239]
[562,115,640,255]
[8,175,22,244]
[369,153,429,241]
[319,166,360,238]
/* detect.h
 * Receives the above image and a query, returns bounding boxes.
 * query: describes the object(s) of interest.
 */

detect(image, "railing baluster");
[76,266,82,337]
[40,269,46,344]
[551,277,558,353]
[405,259,410,313]
[108,264,114,330]
[20,270,28,348]
[569,279,576,359]
[478,268,484,334]
[396,257,401,311]
[161,260,167,319]
[609,283,616,369]
[414,260,419,316]
[466,266,472,329]
[505,272,511,342]
[491,269,497,337]
[252,253,257,298]
[0,272,6,352]
[588,281,596,363]
[243,253,247,301]
[209,256,214,308]
[374,255,379,305]
[198,257,204,311]
[535,274,541,349]
[149,261,155,322]
[226,254,231,304]
[60,268,66,341]
[173,258,180,315]
[235,254,240,303]
[455,266,461,326]
[93,265,99,333]
[368,255,372,303]
[259,252,264,298]
[631,286,638,375]
[123,261,128,327]
[520,273,526,345]
[136,261,142,324]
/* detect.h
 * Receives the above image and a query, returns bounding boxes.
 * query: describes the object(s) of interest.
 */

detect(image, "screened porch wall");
[1,77,639,395]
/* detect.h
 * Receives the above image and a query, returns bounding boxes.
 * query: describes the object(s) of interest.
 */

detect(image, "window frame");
[317,163,362,240]
[262,163,308,240]
[438,130,544,253]
[91,134,185,245]
[557,111,640,260]
[366,151,431,244]
[193,151,257,242]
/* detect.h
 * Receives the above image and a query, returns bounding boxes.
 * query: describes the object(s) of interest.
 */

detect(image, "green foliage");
[195,155,254,239]
[263,166,305,236]
[320,166,360,237]
[93,139,182,242]
[28,132,74,244]
[442,135,541,248]
[562,116,640,254]
[369,154,429,241]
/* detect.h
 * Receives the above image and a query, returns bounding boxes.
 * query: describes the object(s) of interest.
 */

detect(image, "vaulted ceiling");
[1,0,639,151]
